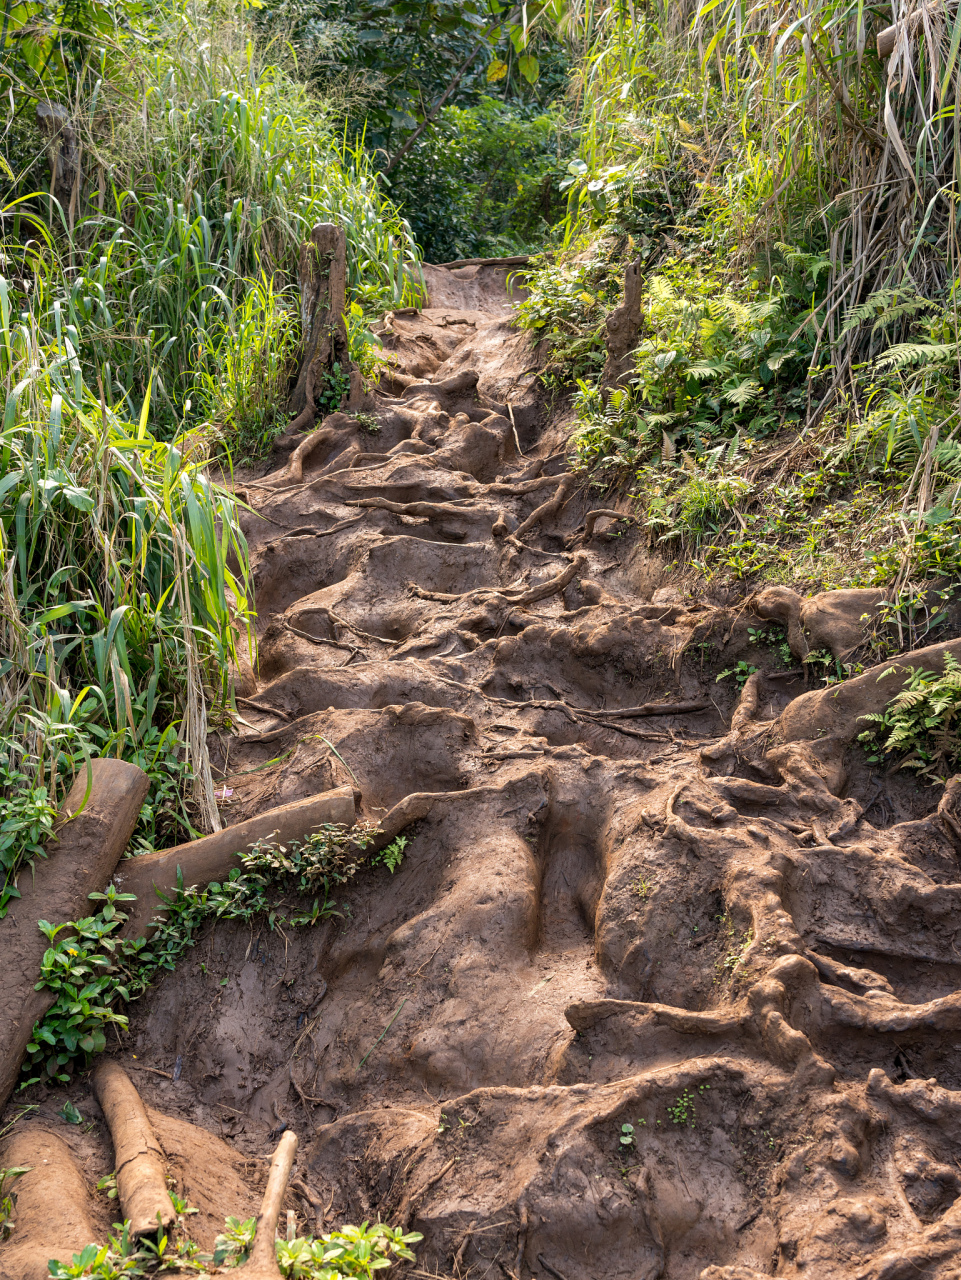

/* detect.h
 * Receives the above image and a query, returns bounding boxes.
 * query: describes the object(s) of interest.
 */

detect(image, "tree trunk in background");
[36,102,80,218]
[288,223,350,431]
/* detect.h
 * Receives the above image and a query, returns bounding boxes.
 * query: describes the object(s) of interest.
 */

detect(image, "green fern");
[874,340,960,371]
[857,653,961,780]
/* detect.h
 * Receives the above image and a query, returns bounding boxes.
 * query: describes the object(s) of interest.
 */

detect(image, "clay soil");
[6,264,961,1280]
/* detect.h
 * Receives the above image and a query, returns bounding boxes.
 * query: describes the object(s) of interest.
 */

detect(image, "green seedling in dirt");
[716,661,758,689]
[213,1216,256,1267]
[97,1173,118,1200]
[667,1089,697,1128]
[166,1183,198,1217]
[353,412,381,433]
[58,1102,82,1125]
[620,1123,635,1147]
[747,625,793,666]
[372,836,408,873]
[633,876,654,901]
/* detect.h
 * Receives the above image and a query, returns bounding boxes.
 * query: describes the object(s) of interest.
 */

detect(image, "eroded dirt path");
[7,266,961,1280]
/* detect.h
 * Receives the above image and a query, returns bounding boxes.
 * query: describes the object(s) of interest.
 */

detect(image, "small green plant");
[346,304,392,389]
[715,914,754,985]
[371,836,408,874]
[0,1166,29,1240]
[275,1224,422,1278]
[52,1214,421,1278]
[47,1222,149,1278]
[619,1123,635,1147]
[804,649,850,686]
[716,661,759,689]
[212,1216,256,1268]
[353,412,381,434]
[633,875,654,901]
[858,653,961,781]
[58,1102,83,1126]
[315,361,352,415]
[667,1090,697,1128]
[748,625,793,667]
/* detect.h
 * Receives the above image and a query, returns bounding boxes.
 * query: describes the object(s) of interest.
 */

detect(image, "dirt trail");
[7,265,961,1280]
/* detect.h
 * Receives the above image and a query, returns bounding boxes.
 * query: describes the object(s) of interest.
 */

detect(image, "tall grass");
[6,6,424,435]
[0,270,252,898]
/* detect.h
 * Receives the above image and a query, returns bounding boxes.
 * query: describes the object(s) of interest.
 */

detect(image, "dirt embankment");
[7,262,961,1280]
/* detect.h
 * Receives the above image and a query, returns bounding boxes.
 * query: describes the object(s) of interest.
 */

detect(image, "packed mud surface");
[9,263,961,1280]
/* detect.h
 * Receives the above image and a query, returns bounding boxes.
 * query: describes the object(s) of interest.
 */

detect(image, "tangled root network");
[8,264,961,1280]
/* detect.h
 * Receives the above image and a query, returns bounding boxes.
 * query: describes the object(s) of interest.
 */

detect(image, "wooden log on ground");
[116,786,357,939]
[234,1130,298,1279]
[0,759,149,1113]
[92,1060,175,1237]
[288,223,349,432]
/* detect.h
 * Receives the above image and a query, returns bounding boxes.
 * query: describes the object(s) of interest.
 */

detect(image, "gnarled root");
[92,1060,176,1236]
[513,474,576,539]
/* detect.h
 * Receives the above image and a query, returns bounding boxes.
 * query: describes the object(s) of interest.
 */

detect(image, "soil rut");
[6,264,961,1280]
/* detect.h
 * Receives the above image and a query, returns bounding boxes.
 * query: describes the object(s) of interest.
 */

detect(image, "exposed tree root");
[92,1060,176,1236]
[116,787,356,938]
[0,759,149,1111]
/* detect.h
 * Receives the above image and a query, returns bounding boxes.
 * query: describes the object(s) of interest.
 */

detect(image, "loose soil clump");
[5,263,961,1280]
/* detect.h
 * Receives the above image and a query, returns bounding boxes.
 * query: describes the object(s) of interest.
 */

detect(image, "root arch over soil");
[6,262,961,1280]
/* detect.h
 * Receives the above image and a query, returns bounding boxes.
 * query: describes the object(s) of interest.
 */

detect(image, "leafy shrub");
[514,244,623,382]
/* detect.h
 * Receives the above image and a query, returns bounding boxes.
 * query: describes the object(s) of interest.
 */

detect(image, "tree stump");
[288,223,350,432]
[601,256,644,387]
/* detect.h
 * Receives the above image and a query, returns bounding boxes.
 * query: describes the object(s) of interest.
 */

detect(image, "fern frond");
[874,340,960,371]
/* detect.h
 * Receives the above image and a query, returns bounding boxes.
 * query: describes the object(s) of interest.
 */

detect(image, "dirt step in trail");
[7,262,961,1280]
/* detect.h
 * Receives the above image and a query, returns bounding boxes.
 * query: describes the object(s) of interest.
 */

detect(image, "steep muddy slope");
[7,263,961,1280]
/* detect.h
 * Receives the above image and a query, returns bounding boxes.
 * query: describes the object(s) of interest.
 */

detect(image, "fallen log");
[92,1060,175,1236]
[0,758,149,1113]
[116,786,357,939]
[235,1130,299,1279]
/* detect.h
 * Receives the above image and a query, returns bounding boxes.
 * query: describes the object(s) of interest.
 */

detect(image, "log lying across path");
[0,759,149,1113]
[116,786,357,940]
[93,1060,176,1236]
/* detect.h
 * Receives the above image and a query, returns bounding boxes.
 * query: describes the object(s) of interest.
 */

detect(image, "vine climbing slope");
[8,263,961,1280]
